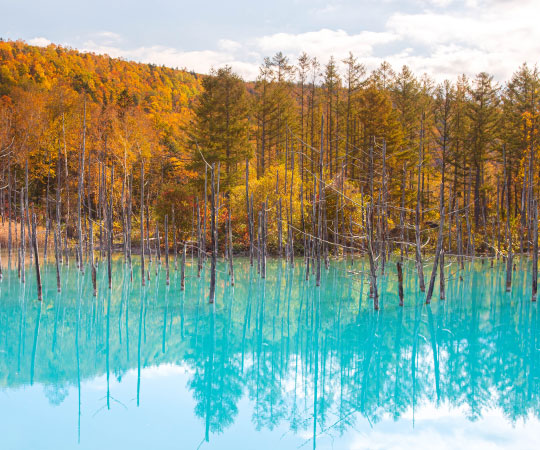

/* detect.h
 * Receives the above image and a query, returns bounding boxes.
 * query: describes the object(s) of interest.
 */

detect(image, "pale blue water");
[0,257,539,449]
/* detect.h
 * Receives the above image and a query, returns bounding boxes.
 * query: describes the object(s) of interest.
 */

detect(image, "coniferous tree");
[468,72,499,229]
[190,66,251,188]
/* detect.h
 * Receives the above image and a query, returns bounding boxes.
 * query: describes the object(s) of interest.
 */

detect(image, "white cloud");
[80,40,257,78]
[254,28,398,59]
[28,37,52,47]
[385,0,540,80]
[348,403,540,450]
[27,0,540,83]
[78,28,399,81]
[218,39,242,52]
[92,31,123,45]
[421,0,456,6]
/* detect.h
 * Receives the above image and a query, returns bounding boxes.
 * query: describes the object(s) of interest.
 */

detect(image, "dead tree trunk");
[197,199,203,277]
[278,197,283,257]
[90,222,96,296]
[316,115,324,287]
[31,213,42,301]
[415,119,426,292]
[8,163,12,266]
[439,249,445,300]
[77,99,87,272]
[107,167,113,290]
[246,159,254,266]
[209,163,217,304]
[397,261,404,307]
[289,142,295,266]
[155,224,161,265]
[127,173,133,280]
[261,199,267,279]
[504,145,513,292]
[367,206,379,309]
[426,193,446,304]
[140,161,145,287]
[54,225,62,292]
[172,208,178,270]
[20,185,26,284]
[400,163,407,262]
[532,200,538,301]
[165,215,170,286]
[227,201,235,286]
[181,242,186,291]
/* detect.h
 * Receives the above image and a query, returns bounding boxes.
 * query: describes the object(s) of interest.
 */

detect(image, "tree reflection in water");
[0,257,539,446]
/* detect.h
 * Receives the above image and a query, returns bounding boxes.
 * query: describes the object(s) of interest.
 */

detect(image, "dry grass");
[0,220,49,249]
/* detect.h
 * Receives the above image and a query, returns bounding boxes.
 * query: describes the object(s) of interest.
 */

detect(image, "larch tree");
[468,72,500,229]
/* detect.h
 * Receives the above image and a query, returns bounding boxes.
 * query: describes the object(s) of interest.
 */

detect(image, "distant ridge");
[0,39,202,114]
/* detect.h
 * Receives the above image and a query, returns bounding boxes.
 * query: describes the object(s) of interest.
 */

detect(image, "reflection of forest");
[0,258,539,441]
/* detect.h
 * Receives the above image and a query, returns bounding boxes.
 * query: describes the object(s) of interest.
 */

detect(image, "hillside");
[0,40,204,233]
[0,39,202,113]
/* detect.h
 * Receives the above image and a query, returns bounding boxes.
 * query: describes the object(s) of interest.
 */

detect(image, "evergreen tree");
[190,66,251,188]
[468,72,499,228]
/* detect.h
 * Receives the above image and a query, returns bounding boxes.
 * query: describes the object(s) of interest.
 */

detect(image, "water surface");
[0,257,539,449]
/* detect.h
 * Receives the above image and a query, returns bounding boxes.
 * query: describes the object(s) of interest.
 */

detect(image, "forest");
[1,39,539,304]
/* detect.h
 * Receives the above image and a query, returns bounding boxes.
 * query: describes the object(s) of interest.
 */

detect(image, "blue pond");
[0,256,539,449]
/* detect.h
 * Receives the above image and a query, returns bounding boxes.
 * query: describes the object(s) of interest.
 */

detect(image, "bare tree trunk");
[43,154,51,261]
[209,163,217,303]
[505,145,513,292]
[107,167,113,290]
[427,171,446,303]
[278,197,283,258]
[31,213,42,301]
[289,141,295,266]
[140,161,145,287]
[261,199,267,279]
[257,210,261,275]
[77,99,87,272]
[25,161,32,264]
[8,163,12,266]
[99,162,104,259]
[121,175,127,262]
[172,208,178,270]
[227,201,235,286]
[44,218,50,262]
[532,200,538,301]
[54,224,62,292]
[367,205,378,309]
[301,180,307,266]
[316,115,324,287]
[20,184,26,283]
[496,181,501,259]
[127,173,133,280]
[197,199,202,277]
[203,165,208,262]
[165,215,170,286]
[439,249,445,300]
[400,163,407,262]
[155,224,161,265]
[181,242,186,291]
[415,120,426,292]
[381,139,388,274]
[397,261,404,307]
[90,222,96,296]
[146,203,151,263]
[246,159,254,266]
[466,169,473,256]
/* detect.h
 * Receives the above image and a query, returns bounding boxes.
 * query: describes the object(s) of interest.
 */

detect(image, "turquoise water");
[0,256,539,449]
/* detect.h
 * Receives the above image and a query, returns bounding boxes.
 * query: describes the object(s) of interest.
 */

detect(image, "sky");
[1,0,539,82]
